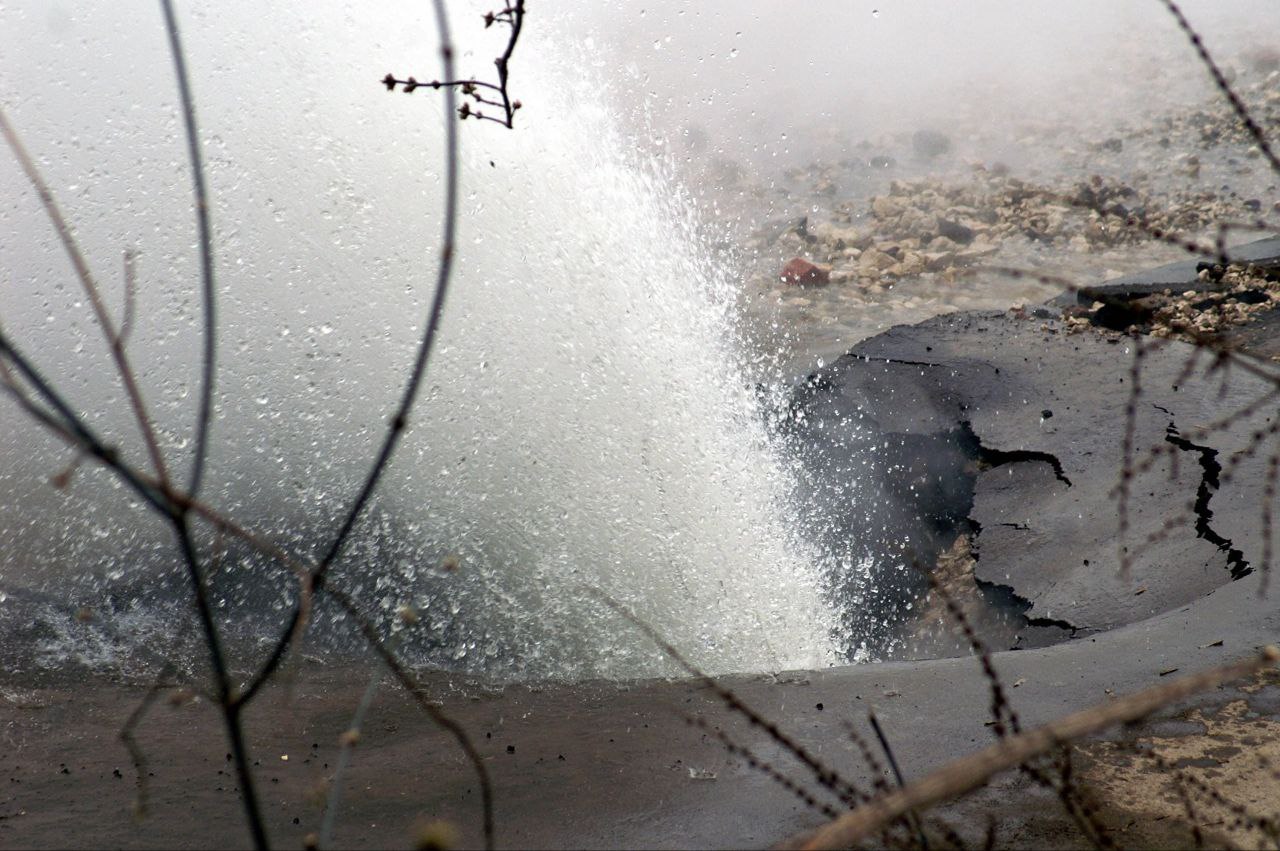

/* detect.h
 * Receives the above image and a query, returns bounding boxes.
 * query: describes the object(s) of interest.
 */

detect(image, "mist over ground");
[581,1,1280,172]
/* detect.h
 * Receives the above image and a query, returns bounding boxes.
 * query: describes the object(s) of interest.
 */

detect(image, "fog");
[581,1,1280,170]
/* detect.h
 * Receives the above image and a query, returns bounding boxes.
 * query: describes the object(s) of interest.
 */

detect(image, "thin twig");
[868,709,929,850]
[0,325,169,513]
[242,0,465,719]
[789,647,1280,850]
[685,714,842,820]
[318,0,462,579]
[1167,761,1208,850]
[491,1,525,126]
[1109,387,1280,499]
[0,6,515,848]
[592,590,868,808]
[318,670,384,848]
[924,568,1020,738]
[1157,0,1280,174]
[841,721,888,797]
[0,361,315,587]
[1,319,266,848]
[2,342,317,712]
[384,1,526,129]
[0,108,172,489]
[119,664,182,819]
[325,585,495,849]
[173,518,268,849]
[158,0,218,500]
[118,248,138,348]
[1050,748,1114,850]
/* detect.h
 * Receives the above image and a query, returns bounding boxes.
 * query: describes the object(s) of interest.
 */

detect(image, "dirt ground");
[2,569,1277,850]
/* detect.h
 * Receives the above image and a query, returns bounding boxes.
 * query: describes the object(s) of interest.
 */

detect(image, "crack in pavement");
[1162,419,1253,581]
[1023,613,1079,633]
[958,429,1083,633]
[961,421,1074,487]
[969,514,1086,636]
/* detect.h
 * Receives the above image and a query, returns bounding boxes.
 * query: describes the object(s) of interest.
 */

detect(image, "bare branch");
[318,0,462,583]
[867,710,928,850]
[0,108,259,831]
[384,1,525,129]
[1,4,520,847]
[0,354,316,587]
[0,108,172,489]
[119,668,180,820]
[787,647,1280,850]
[171,518,268,849]
[242,0,468,721]
[117,248,138,349]
[592,589,869,808]
[158,0,218,500]
[0,325,169,513]
[923,567,1020,738]
[685,714,842,821]
[1157,0,1280,175]
[318,670,383,848]
[325,585,495,849]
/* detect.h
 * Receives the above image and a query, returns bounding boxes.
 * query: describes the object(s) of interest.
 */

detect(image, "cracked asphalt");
[790,240,1280,653]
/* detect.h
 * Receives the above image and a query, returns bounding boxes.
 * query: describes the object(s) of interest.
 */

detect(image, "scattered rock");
[912,129,952,158]
[923,250,956,272]
[753,166,1260,290]
[1061,262,1280,343]
[871,195,904,219]
[954,242,999,263]
[937,218,975,246]
[1245,47,1280,74]
[857,249,896,274]
[780,257,831,286]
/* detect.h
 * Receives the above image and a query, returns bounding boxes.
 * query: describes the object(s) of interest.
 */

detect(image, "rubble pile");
[1143,65,1280,156]
[767,170,1251,290]
[1061,264,1280,342]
